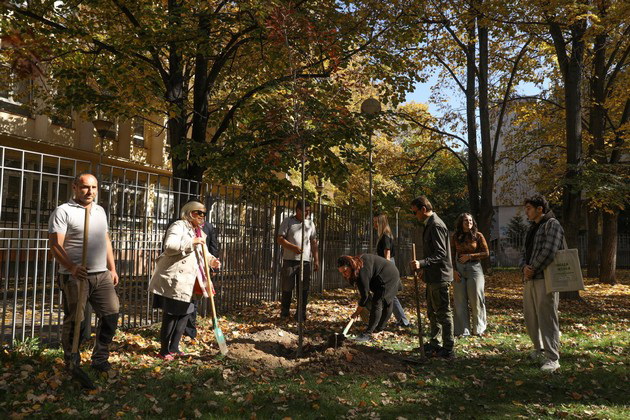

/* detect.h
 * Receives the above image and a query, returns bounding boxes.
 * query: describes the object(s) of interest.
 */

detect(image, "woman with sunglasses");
[337,254,400,342]
[148,201,221,359]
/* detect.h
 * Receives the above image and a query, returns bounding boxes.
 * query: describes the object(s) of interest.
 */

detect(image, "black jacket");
[356,254,400,307]
[202,222,219,257]
[419,213,453,284]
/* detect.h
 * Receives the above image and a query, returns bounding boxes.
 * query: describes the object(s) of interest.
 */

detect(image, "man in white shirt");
[48,173,120,373]
[277,201,319,320]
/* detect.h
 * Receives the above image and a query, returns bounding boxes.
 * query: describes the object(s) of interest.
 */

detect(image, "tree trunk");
[586,208,601,277]
[465,16,480,221]
[600,210,618,284]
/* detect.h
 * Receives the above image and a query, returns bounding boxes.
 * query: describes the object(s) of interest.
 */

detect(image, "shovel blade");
[69,358,96,390]
[214,326,228,355]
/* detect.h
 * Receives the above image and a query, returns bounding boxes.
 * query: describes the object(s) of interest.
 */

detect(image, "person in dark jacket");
[337,254,400,343]
[409,196,455,359]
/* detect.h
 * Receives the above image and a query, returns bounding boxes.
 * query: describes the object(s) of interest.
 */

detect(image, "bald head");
[72,173,98,206]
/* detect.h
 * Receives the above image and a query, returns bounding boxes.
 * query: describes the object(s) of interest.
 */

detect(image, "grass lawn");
[1,270,628,419]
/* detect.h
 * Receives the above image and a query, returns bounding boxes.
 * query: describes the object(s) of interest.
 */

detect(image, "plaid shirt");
[519,215,565,279]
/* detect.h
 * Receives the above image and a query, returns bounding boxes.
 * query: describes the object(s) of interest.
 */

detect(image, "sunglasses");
[193,210,207,216]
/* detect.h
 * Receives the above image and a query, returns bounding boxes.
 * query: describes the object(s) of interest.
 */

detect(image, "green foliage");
[11,337,42,358]
[505,214,529,243]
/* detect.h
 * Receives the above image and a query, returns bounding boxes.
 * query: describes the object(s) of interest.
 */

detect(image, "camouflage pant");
[60,271,119,365]
[426,282,454,351]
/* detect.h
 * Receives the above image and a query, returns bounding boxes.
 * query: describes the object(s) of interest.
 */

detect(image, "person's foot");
[156,353,175,361]
[540,359,560,373]
[353,333,373,343]
[91,360,112,373]
[171,351,186,357]
[436,348,456,360]
[528,349,544,362]
[423,343,442,357]
[395,321,411,328]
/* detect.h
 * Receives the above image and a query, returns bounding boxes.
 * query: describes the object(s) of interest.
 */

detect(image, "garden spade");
[201,245,228,355]
[327,317,354,349]
[69,205,96,389]
[412,244,426,359]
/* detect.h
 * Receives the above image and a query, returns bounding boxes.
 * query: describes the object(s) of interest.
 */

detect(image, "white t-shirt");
[278,215,317,261]
[48,199,110,274]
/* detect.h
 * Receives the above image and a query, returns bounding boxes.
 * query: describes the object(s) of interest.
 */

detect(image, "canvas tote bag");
[544,237,584,293]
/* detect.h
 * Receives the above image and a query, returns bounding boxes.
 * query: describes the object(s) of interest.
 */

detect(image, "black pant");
[366,296,394,334]
[183,301,199,339]
[280,260,311,317]
[160,313,190,355]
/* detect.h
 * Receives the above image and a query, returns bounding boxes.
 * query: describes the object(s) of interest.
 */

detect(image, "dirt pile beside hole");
[226,328,408,375]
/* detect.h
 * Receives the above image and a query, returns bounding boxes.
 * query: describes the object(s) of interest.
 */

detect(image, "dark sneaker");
[395,321,411,328]
[91,360,112,372]
[423,343,442,357]
[436,348,456,360]
[353,333,373,343]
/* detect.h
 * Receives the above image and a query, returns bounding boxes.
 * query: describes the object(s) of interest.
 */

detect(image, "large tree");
[2,0,421,186]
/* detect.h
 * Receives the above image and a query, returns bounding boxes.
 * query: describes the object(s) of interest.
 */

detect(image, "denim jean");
[388,257,409,325]
[453,260,486,335]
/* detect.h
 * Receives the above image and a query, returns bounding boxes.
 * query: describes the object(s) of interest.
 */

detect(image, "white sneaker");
[528,350,544,362]
[540,359,560,372]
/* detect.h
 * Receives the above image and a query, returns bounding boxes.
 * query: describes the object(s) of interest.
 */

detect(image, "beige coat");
[148,220,217,302]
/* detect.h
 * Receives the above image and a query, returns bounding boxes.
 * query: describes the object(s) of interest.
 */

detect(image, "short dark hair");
[72,173,97,185]
[524,195,549,213]
[296,201,311,211]
[411,196,433,211]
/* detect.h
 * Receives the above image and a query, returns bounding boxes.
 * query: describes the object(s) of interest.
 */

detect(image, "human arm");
[451,234,461,281]
[163,222,203,255]
[278,236,302,254]
[458,233,490,263]
[311,238,319,271]
[48,233,87,281]
[105,232,119,286]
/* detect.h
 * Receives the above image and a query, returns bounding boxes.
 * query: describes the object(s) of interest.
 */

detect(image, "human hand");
[313,261,320,272]
[291,245,303,254]
[110,270,119,286]
[351,307,364,320]
[454,271,461,282]
[70,264,88,281]
[192,237,205,246]
[458,254,471,263]
[523,265,535,279]
[409,260,421,272]
[210,259,221,270]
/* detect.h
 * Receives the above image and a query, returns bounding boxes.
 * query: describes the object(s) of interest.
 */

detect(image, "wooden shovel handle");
[71,206,90,354]
[201,244,219,322]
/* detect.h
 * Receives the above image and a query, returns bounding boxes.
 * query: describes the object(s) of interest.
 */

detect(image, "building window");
[133,119,145,148]
[0,65,33,115]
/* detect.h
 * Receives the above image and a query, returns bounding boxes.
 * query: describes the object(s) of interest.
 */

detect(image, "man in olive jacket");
[409,196,455,359]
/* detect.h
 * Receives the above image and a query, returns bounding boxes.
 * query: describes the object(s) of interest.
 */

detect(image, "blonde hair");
[180,201,206,223]
[374,214,393,239]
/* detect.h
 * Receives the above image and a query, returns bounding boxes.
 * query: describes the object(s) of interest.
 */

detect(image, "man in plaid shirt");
[520,195,565,373]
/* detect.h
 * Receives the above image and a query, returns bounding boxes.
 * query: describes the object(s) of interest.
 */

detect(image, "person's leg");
[365,296,384,334]
[453,263,470,336]
[167,314,190,354]
[280,261,297,317]
[160,313,177,356]
[435,283,454,351]
[533,279,560,362]
[89,271,120,367]
[469,264,487,335]
[375,299,394,331]
[297,262,311,320]
[184,300,198,339]
[391,297,410,326]
[60,274,89,367]
[425,284,442,348]
[523,280,543,352]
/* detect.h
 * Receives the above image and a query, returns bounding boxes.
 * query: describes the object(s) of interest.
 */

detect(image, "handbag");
[544,238,584,293]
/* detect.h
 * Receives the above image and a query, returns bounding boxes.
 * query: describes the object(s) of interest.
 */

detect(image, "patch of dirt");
[226,328,408,375]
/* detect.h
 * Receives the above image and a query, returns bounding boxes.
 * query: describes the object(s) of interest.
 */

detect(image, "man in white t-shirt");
[48,173,120,373]
[277,201,319,320]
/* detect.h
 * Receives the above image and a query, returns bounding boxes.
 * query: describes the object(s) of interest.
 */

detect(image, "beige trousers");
[523,278,560,362]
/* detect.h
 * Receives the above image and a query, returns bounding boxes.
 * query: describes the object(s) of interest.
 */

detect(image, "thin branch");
[497,144,566,165]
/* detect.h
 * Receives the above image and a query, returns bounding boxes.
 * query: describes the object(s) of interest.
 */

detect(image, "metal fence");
[0,145,415,347]
[491,233,630,268]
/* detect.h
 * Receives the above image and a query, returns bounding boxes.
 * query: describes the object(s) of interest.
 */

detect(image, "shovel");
[68,205,96,389]
[201,245,228,355]
[412,244,426,359]
[327,318,354,349]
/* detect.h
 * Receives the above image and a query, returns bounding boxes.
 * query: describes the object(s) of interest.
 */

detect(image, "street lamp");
[394,206,401,241]
[315,182,324,292]
[361,98,381,253]
[92,118,113,177]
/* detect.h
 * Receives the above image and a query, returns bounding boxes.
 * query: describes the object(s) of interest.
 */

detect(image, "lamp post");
[316,182,324,292]
[394,206,401,241]
[92,119,113,178]
[361,98,381,253]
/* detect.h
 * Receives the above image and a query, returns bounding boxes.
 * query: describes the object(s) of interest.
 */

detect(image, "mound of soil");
[226,328,408,375]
